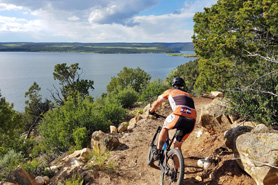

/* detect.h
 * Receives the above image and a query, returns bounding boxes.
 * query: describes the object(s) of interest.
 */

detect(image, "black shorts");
[164,114,196,142]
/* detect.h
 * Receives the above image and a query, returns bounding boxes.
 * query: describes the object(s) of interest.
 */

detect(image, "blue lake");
[0,52,195,112]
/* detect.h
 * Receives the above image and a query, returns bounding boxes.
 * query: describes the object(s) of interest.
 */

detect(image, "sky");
[0,0,218,43]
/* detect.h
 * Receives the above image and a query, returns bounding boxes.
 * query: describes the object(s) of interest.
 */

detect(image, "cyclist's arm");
[149,97,164,113]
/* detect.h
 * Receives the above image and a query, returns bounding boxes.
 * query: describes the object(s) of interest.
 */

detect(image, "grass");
[3,44,25,47]
[86,146,117,173]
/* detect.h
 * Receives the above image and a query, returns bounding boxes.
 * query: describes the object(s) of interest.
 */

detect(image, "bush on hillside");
[0,92,24,156]
[107,67,151,93]
[139,78,168,103]
[0,150,24,180]
[39,95,110,154]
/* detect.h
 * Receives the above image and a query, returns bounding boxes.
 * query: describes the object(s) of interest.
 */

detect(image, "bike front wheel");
[161,149,184,185]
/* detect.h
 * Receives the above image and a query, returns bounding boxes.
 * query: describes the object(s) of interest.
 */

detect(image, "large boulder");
[224,126,253,150]
[200,98,231,134]
[91,131,121,151]
[236,133,278,185]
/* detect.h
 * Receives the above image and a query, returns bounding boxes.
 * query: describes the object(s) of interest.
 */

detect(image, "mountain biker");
[149,77,196,161]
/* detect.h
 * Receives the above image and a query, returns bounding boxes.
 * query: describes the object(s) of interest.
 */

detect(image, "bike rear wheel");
[161,149,184,185]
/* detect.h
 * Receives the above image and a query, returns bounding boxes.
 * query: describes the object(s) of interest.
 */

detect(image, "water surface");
[0,52,195,111]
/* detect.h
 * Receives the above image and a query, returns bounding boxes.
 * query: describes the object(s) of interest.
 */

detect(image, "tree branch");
[244,49,278,64]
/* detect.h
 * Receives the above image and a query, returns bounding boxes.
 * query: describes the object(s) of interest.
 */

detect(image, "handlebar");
[149,110,166,119]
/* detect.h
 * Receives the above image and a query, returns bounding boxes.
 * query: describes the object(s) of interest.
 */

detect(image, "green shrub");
[0,150,24,180]
[139,78,168,103]
[114,86,139,108]
[21,158,43,176]
[39,95,110,155]
[107,67,151,93]
[73,127,89,150]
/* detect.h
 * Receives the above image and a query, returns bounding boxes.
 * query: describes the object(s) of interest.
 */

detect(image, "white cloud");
[0,3,22,11]
[68,16,79,21]
[0,0,218,42]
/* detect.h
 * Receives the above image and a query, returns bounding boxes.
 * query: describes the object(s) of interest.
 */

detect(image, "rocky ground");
[88,96,256,185]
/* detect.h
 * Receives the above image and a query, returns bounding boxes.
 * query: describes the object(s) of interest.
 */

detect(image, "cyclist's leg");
[157,113,178,150]
[173,138,183,169]
[157,126,168,150]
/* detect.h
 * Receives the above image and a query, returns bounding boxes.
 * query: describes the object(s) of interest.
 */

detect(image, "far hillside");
[0,42,194,53]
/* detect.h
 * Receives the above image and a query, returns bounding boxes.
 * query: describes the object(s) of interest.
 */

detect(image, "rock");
[118,122,128,133]
[45,166,59,173]
[200,98,230,134]
[90,130,105,148]
[9,166,35,185]
[127,120,137,131]
[224,126,253,150]
[197,157,212,170]
[42,176,49,184]
[91,133,121,151]
[135,115,142,122]
[195,175,202,181]
[110,126,118,134]
[62,148,92,164]
[34,176,45,185]
[143,103,151,113]
[210,91,224,97]
[91,130,105,141]
[197,159,204,168]
[0,182,17,185]
[251,124,269,133]
[236,133,278,185]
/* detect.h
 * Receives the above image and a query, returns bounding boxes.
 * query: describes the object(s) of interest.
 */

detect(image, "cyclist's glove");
[149,110,159,118]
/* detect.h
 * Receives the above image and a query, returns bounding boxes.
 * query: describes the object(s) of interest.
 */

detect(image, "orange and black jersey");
[159,88,196,120]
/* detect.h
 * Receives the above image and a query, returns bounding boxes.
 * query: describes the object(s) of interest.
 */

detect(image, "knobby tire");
[161,149,184,185]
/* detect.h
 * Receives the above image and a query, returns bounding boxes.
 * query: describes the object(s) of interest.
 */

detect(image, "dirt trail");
[92,97,256,185]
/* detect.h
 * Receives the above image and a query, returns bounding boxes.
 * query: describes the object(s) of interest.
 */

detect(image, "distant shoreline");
[0,42,194,54]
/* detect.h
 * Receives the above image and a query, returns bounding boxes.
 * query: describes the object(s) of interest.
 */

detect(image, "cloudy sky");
[0,0,217,42]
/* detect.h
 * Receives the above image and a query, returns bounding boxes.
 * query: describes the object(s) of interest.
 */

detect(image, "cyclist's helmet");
[171,77,185,87]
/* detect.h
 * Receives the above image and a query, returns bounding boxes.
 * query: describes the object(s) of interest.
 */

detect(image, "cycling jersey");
[159,89,196,120]
[159,88,196,141]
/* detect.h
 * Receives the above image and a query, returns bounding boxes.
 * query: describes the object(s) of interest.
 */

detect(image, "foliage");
[39,95,109,154]
[86,147,116,173]
[21,158,43,176]
[24,82,52,131]
[193,0,278,125]
[95,93,127,126]
[0,150,24,180]
[111,85,139,108]
[60,174,83,185]
[107,67,151,93]
[0,93,24,156]
[139,78,169,103]
[51,63,94,105]
[73,127,89,150]
[166,60,199,94]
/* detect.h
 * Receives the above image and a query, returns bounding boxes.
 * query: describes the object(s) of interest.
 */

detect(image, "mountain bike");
[147,115,185,185]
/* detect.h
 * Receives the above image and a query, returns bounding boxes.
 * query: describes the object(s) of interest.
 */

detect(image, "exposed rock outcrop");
[200,98,231,134]
[236,133,278,185]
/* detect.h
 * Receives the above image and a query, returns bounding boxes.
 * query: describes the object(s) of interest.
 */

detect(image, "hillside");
[93,96,255,185]
[0,42,194,53]
[50,96,254,185]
